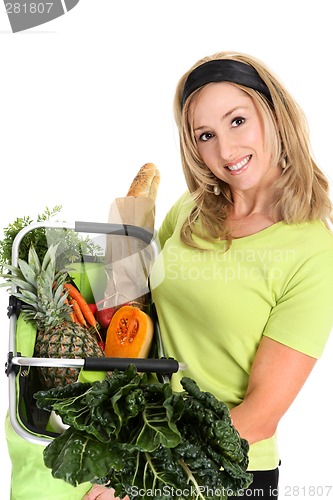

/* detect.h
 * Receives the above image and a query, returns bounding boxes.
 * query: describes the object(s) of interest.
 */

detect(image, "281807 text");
[283,485,332,496]
[5,3,53,14]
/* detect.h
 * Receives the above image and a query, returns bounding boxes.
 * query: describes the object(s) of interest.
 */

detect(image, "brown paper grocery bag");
[101,196,156,309]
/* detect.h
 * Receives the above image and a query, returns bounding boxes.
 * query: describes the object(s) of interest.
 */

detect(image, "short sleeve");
[157,192,189,249]
[264,249,333,358]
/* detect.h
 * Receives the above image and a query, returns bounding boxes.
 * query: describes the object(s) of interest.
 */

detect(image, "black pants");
[231,467,279,499]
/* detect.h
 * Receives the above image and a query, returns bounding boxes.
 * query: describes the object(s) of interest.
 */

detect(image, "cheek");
[245,126,262,147]
[251,119,267,150]
[196,144,207,164]
[197,143,215,164]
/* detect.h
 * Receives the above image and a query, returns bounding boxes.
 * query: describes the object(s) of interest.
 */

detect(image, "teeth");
[226,155,251,171]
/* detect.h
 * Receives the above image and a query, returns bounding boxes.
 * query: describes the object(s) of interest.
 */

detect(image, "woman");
[83,51,333,499]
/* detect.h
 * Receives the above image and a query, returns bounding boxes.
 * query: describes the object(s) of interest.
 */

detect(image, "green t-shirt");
[150,192,333,471]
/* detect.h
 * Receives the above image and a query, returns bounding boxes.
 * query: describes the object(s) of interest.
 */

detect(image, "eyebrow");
[194,106,247,132]
[223,106,244,120]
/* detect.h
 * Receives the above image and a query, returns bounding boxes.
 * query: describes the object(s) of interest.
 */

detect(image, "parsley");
[0,206,103,273]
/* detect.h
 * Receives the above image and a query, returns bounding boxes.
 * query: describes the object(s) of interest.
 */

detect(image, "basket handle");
[8,355,186,374]
[75,221,154,244]
[83,356,182,373]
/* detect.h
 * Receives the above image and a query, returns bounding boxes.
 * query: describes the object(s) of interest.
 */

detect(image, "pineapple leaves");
[37,271,54,303]
[41,243,59,272]
[53,276,69,308]
[26,245,42,277]
[13,289,38,308]
[0,243,58,293]
[0,274,36,294]
[16,258,38,288]
[1,243,75,327]
[0,265,26,288]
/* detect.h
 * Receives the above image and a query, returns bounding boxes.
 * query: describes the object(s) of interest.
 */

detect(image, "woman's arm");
[230,336,317,444]
[82,337,317,498]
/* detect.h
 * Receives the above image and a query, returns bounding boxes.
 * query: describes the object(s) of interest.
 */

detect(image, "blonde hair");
[174,51,333,248]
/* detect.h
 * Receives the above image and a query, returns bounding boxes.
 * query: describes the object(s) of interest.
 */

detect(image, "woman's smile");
[225,154,252,174]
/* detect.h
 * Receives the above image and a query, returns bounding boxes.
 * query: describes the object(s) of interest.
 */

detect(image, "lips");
[225,155,251,174]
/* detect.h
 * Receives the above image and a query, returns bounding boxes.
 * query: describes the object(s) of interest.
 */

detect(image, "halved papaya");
[104,305,154,358]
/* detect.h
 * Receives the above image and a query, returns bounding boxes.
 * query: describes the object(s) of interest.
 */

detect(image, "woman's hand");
[82,484,130,500]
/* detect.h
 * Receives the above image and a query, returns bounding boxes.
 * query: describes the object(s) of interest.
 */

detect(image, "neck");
[226,187,281,238]
[229,192,275,220]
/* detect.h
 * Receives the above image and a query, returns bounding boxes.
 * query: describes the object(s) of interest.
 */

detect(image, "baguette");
[127,163,160,202]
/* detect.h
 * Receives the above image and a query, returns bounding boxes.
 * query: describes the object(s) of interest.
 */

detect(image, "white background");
[0,1,333,499]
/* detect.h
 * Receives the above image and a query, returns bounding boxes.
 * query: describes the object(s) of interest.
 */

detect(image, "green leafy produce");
[0,206,103,273]
[34,365,253,499]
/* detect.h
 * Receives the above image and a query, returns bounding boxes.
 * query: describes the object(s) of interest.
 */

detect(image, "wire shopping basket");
[5,220,185,446]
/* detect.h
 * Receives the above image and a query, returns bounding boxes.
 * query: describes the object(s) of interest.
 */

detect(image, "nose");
[217,133,235,162]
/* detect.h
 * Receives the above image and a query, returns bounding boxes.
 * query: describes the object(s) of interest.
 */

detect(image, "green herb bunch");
[0,206,103,273]
[34,365,253,499]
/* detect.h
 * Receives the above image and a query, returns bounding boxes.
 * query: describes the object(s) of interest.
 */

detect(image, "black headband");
[181,59,272,108]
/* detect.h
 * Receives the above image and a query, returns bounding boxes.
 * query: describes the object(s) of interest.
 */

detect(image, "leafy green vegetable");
[34,365,253,499]
[0,206,103,273]
[43,427,114,485]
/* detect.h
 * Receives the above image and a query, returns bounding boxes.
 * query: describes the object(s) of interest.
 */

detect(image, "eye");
[231,116,245,127]
[198,132,214,142]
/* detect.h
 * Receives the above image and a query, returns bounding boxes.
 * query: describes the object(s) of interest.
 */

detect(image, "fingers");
[82,485,120,500]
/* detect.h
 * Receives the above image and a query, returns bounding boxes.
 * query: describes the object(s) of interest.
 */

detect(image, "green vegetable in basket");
[34,365,253,499]
[0,205,103,273]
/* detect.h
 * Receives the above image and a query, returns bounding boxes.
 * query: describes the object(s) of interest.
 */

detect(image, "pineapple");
[4,244,104,389]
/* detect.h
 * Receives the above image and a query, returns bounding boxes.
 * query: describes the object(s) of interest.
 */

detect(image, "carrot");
[64,296,78,323]
[71,312,81,324]
[64,283,98,329]
[69,298,87,326]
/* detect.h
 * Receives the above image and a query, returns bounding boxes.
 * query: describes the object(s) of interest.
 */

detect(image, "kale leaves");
[34,365,253,499]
